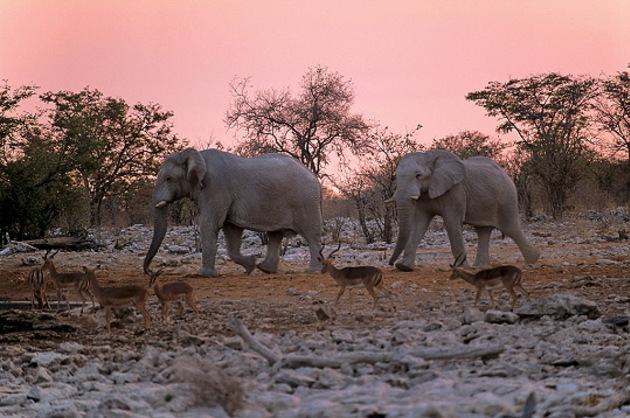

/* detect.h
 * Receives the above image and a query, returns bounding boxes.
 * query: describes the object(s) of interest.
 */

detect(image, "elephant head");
[144,148,206,275]
[389,150,465,265]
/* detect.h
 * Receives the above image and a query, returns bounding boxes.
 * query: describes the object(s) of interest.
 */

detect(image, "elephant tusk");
[383,198,394,204]
[155,200,168,208]
[410,195,420,200]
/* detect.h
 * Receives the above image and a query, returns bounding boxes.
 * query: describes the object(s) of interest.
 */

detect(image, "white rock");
[485,310,519,324]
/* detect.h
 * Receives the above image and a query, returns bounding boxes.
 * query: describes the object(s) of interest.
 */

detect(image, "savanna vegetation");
[1,65,629,245]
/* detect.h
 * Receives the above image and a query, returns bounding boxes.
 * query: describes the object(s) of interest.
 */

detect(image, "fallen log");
[227,315,281,366]
[227,315,505,370]
[24,236,102,252]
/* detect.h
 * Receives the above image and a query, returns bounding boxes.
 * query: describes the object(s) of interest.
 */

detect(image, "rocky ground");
[0,209,629,417]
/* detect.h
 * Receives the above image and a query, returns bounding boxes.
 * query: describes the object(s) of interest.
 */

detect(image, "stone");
[485,310,519,324]
[516,293,600,320]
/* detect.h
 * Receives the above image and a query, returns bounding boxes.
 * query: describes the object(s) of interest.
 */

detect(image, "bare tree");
[332,125,423,243]
[226,66,370,177]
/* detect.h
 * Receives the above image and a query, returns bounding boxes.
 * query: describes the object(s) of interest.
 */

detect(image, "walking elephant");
[389,150,540,271]
[144,148,323,277]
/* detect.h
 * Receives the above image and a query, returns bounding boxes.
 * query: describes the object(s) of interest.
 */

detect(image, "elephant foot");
[473,259,490,268]
[197,266,218,277]
[524,249,541,265]
[306,264,323,273]
[395,262,414,272]
[242,256,257,275]
[257,261,278,274]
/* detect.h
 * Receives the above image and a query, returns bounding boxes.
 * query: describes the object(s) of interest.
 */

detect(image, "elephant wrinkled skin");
[389,150,540,271]
[144,148,323,277]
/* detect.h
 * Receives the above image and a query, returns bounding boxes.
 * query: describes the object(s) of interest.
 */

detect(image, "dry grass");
[176,358,245,415]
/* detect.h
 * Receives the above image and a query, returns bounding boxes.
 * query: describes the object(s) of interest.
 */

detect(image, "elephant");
[388,150,540,271]
[144,148,323,277]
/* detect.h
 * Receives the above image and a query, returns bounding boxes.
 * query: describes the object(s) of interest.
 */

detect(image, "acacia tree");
[0,82,79,240]
[0,81,38,150]
[225,66,370,176]
[593,67,630,164]
[429,130,508,162]
[467,73,598,219]
[40,87,184,226]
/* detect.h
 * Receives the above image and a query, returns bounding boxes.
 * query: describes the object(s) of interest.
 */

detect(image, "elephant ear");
[181,148,206,189]
[428,151,466,199]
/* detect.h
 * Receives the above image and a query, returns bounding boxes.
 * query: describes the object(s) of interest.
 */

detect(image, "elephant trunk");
[389,200,413,265]
[144,205,168,275]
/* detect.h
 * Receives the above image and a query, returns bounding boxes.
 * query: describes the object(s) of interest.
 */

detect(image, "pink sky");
[1,0,629,148]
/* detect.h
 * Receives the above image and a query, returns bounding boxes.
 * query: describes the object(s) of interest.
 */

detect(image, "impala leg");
[133,300,151,330]
[335,287,346,306]
[365,285,379,308]
[506,286,519,311]
[186,294,199,318]
[518,284,530,301]
[487,289,496,309]
[105,307,113,333]
[139,304,151,330]
[162,302,170,322]
[474,289,482,308]
[57,289,63,311]
[79,291,86,315]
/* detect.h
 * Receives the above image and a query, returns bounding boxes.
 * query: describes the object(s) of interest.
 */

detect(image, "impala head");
[41,249,60,268]
[147,269,164,286]
[81,265,98,274]
[317,242,342,273]
[449,264,464,280]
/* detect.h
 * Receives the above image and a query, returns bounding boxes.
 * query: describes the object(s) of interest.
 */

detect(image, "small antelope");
[27,267,50,309]
[84,266,151,333]
[147,270,199,322]
[449,265,530,311]
[42,251,95,314]
[318,243,392,308]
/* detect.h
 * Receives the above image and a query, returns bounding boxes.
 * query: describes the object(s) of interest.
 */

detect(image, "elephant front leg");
[397,214,432,272]
[257,231,283,274]
[198,226,219,277]
[444,217,467,267]
[223,223,256,274]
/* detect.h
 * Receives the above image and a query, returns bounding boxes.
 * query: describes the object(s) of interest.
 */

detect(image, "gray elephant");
[389,150,540,271]
[144,148,323,277]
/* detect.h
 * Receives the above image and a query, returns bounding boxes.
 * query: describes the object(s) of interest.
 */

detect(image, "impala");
[148,270,199,321]
[27,267,50,309]
[318,243,392,308]
[84,266,151,333]
[450,265,530,311]
[42,251,94,314]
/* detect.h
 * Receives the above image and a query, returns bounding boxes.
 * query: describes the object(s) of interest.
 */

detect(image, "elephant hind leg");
[501,226,540,265]
[223,223,257,274]
[474,226,493,267]
[257,231,283,274]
